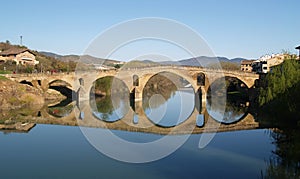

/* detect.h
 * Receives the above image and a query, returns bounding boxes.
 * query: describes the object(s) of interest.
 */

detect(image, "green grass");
[0,70,12,74]
[0,75,8,80]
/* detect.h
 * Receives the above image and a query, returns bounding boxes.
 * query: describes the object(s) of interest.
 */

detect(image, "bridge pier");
[195,86,206,114]
[134,87,143,101]
[77,87,90,101]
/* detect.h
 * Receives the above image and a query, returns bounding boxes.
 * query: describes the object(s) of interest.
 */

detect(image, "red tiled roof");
[0,48,35,56]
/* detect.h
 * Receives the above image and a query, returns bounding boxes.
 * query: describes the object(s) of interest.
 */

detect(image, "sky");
[1,0,299,60]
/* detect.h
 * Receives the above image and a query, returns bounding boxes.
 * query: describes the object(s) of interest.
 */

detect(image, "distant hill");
[230,57,247,64]
[160,56,246,67]
[39,52,124,66]
[39,49,247,68]
[39,51,62,59]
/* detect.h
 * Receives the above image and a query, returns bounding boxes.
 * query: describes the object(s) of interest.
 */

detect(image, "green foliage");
[94,95,114,115]
[35,54,77,72]
[94,76,113,94]
[259,58,300,106]
[0,75,8,80]
[258,58,300,121]
[0,70,12,74]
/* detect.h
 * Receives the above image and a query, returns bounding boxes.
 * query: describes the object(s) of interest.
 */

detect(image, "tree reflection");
[207,77,249,124]
[47,103,74,118]
[143,73,178,109]
[90,76,129,121]
[263,128,300,178]
[93,95,114,115]
[47,98,74,118]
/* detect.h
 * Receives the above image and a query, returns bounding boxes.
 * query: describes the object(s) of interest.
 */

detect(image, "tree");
[258,57,300,122]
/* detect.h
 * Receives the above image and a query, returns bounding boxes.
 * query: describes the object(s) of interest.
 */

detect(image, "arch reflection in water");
[207,77,249,124]
[196,114,204,127]
[142,72,195,127]
[90,76,130,122]
[47,98,75,118]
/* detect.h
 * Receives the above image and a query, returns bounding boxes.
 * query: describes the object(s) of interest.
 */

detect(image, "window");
[133,75,139,86]
[197,73,205,86]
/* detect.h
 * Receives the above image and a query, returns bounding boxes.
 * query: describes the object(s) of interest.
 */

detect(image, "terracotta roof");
[0,48,35,56]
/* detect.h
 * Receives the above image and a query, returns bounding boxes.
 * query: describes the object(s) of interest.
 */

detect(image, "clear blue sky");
[1,0,299,60]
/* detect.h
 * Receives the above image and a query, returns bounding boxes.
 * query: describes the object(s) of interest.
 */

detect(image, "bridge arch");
[207,76,250,99]
[207,110,252,125]
[20,80,34,87]
[46,100,76,118]
[48,79,76,98]
[48,79,73,88]
[209,74,253,89]
[89,76,131,122]
[139,70,199,94]
[89,75,131,96]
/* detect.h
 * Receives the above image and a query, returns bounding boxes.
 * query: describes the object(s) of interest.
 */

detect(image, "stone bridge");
[3,66,261,134]
[5,66,259,104]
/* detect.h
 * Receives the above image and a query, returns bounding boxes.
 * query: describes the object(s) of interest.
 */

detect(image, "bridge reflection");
[10,93,260,135]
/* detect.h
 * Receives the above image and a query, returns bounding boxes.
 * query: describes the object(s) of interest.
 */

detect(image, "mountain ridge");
[40,51,247,66]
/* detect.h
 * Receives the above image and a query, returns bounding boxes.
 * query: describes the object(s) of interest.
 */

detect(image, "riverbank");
[0,121,35,133]
[0,77,44,109]
[0,76,65,109]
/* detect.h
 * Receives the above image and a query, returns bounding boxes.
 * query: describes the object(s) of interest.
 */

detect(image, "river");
[0,74,299,178]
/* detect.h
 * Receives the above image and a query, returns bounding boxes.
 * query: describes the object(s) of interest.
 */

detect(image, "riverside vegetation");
[258,56,300,179]
[258,56,300,125]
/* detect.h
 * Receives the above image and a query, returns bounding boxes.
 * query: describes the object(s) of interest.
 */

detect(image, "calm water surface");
[0,125,274,178]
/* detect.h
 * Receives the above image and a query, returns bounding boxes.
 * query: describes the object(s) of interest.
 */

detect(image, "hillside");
[161,56,245,67]
[0,42,78,73]
[40,51,124,66]
[0,77,44,109]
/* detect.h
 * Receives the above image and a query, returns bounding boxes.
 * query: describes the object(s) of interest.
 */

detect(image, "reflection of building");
[241,60,255,72]
[0,48,38,65]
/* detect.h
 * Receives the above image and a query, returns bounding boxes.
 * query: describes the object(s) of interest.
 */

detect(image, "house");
[0,48,39,65]
[240,60,255,72]
[252,60,268,73]
[241,54,288,74]
[296,45,300,58]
